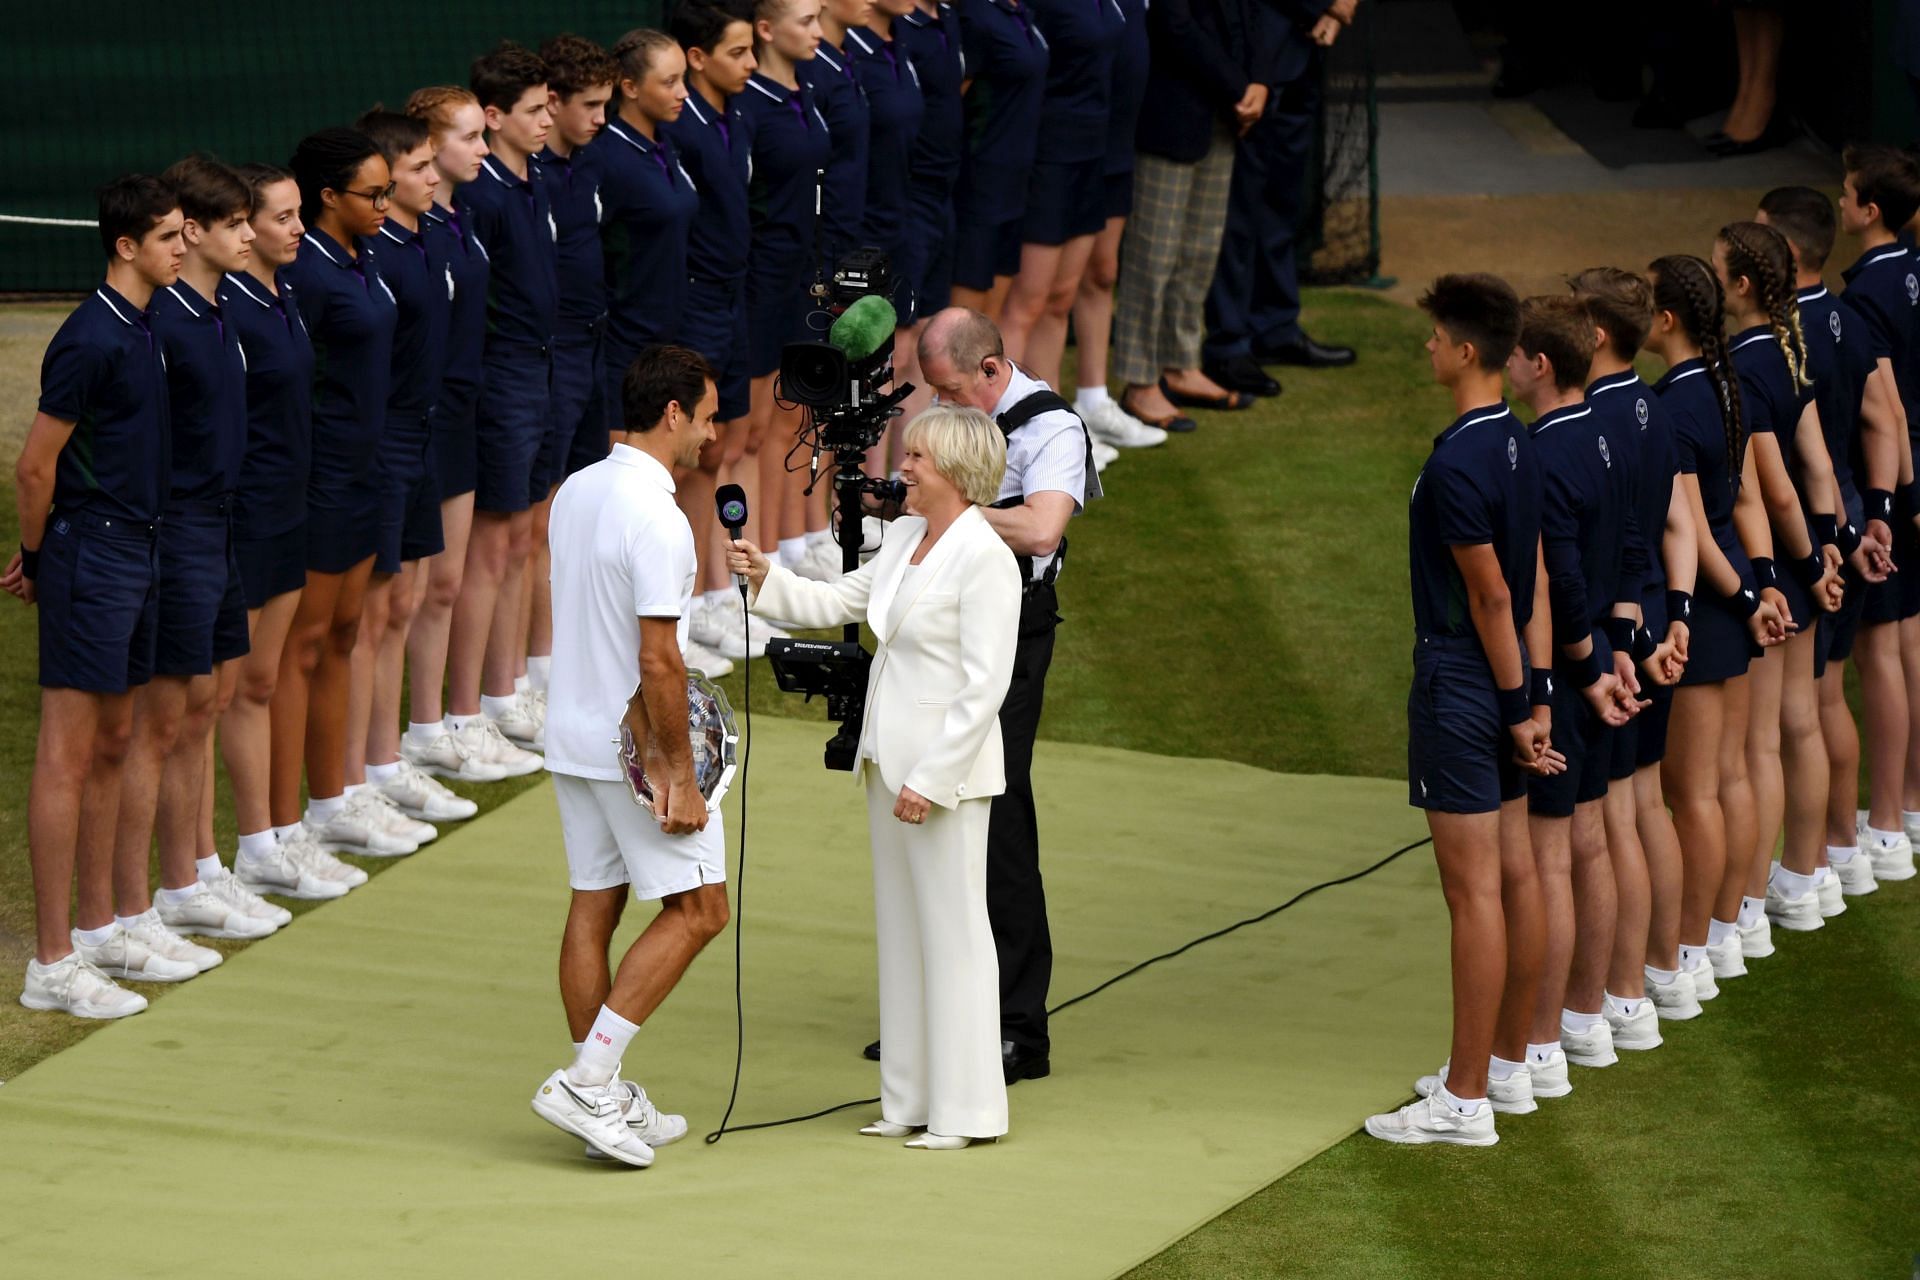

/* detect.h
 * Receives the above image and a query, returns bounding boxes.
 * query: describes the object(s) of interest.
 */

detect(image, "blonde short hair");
[902,405,1006,507]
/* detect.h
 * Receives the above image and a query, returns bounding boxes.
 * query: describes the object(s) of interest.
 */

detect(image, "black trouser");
[988,582,1058,1055]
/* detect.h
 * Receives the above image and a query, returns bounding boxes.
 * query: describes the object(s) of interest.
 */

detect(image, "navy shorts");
[952,214,1023,291]
[1632,680,1675,772]
[155,507,249,676]
[1818,565,1868,673]
[906,176,957,317]
[36,511,159,693]
[377,468,443,573]
[234,522,306,609]
[1774,563,1816,641]
[306,491,381,575]
[680,278,752,421]
[1104,169,1134,221]
[1024,156,1107,246]
[433,392,478,501]
[1864,513,1920,626]
[564,363,610,476]
[1528,671,1612,817]
[475,341,552,515]
[539,333,600,498]
[1407,636,1524,815]
[746,266,821,378]
[1679,589,1757,686]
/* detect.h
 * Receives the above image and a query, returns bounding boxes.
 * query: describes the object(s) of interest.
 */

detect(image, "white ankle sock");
[1602,991,1642,1020]
[1075,385,1113,411]
[1866,824,1904,843]
[237,830,276,861]
[308,794,345,823]
[112,914,146,931]
[779,536,808,567]
[480,693,518,721]
[155,883,199,909]
[570,1006,641,1087]
[1645,964,1678,984]
[701,588,730,611]
[527,655,551,691]
[1737,895,1765,928]
[1706,918,1737,946]
[272,822,303,842]
[1904,809,1920,829]
[367,760,402,786]
[805,528,830,549]
[1436,1082,1483,1114]
[1771,865,1817,898]
[197,854,227,881]
[1679,944,1705,969]
[1487,1055,1524,1082]
[513,674,530,695]
[74,923,119,947]
[344,782,367,798]
[407,721,445,747]
[1561,1008,1604,1034]
[1826,843,1857,864]
[1526,1041,1560,1066]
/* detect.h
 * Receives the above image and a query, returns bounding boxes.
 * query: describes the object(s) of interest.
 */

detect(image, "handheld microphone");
[716,483,750,596]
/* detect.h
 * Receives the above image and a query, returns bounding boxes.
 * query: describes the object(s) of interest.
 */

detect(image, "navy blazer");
[1134,0,1281,163]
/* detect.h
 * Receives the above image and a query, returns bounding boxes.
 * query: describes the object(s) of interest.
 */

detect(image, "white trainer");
[1739,911,1776,959]
[201,863,293,926]
[1414,1063,1536,1115]
[1528,1048,1572,1098]
[1364,1093,1497,1147]
[1686,952,1720,1001]
[1081,397,1168,448]
[1605,999,1662,1051]
[462,719,543,777]
[402,727,511,784]
[791,539,843,583]
[526,688,547,750]
[364,788,437,846]
[234,836,351,900]
[1831,853,1878,897]
[71,923,199,983]
[279,826,368,887]
[1090,438,1119,473]
[1560,1018,1617,1068]
[1707,933,1748,979]
[692,598,748,660]
[530,1070,655,1167]
[1862,827,1916,881]
[491,695,543,747]
[1766,881,1825,932]
[380,757,478,823]
[1644,967,1702,1021]
[306,795,418,858]
[681,637,734,679]
[20,953,147,1018]
[1815,868,1845,918]
[122,909,221,973]
[585,1078,691,1158]
[157,883,277,940]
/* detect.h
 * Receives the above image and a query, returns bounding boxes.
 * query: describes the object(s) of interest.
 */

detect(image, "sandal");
[1120,388,1197,433]
[1159,377,1254,412]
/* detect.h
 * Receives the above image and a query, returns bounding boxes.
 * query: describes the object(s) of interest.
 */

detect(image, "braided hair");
[288,127,379,224]
[1651,253,1746,489]
[1718,220,1812,391]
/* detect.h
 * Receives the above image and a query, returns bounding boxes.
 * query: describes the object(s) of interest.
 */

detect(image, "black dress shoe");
[863,1039,881,1061]
[1257,333,1356,368]
[1003,1040,1050,1084]
[1205,355,1281,398]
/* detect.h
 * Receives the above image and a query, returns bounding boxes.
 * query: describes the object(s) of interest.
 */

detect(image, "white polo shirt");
[990,364,1098,581]
[545,443,696,782]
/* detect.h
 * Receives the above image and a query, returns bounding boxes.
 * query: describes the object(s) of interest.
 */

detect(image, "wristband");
[1838,521,1862,555]
[1737,584,1760,616]
[1632,625,1658,662]
[1751,557,1778,590]
[1665,589,1693,625]
[1812,513,1838,548]
[19,544,38,581]
[1530,669,1554,708]
[1604,617,1636,655]
[1866,488,1896,523]
[1790,552,1824,588]
[1497,684,1531,727]
[1576,645,1607,688]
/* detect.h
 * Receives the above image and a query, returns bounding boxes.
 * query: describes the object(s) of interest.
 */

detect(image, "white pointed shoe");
[1644,967,1702,1021]
[364,788,437,846]
[70,924,199,983]
[905,1133,990,1150]
[280,826,368,887]
[379,757,478,822]
[1605,998,1662,1051]
[462,719,543,777]
[305,796,417,858]
[1364,1094,1498,1147]
[234,834,352,900]
[1685,952,1720,1001]
[860,1120,920,1138]
[401,727,510,784]
[680,636,735,679]
[201,863,293,926]
[1081,396,1168,448]
[1862,827,1916,881]
[1527,1048,1572,1097]
[121,909,221,973]
[1415,1062,1537,1115]
[585,1078,690,1159]
[19,954,147,1018]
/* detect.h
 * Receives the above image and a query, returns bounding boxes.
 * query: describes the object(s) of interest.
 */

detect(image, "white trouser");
[865,774,1009,1138]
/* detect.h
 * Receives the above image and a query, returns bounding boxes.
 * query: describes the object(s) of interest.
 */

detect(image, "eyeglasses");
[339,183,397,209]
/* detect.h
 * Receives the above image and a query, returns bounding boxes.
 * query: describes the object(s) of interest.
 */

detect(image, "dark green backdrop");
[1,3,662,293]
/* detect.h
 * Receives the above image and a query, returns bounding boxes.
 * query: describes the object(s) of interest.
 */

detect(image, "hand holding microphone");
[724,536,774,595]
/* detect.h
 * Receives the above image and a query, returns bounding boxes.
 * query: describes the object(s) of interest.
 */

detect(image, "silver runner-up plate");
[614,671,739,814]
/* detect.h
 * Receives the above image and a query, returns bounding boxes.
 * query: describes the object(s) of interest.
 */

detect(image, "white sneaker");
[530,1070,655,1167]
[157,884,277,940]
[693,598,753,660]
[1861,827,1916,881]
[1528,1048,1572,1098]
[1685,952,1720,1001]
[585,1078,691,1158]
[1090,438,1119,473]
[1815,867,1845,918]
[1706,932,1748,979]
[234,834,352,900]
[791,539,843,583]
[681,636,735,678]
[20,953,147,1018]
[1414,1062,1536,1115]
[526,688,547,750]
[1739,911,1776,958]
[1766,881,1825,932]
[201,863,293,926]
[1081,397,1168,448]
[455,719,543,778]
[306,796,418,858]
[122,909,221,973]
[1644,966,1702,1021]
[279,825,368,887]
[380,757,478,823]
[491,695,543,747]
[1559,1018,1617,1067]
[363,788,437,847]
[402,727,510,784]
[1605,999,1662,1051]
[1831,853,1878,897]
[70,923,200,983]
[1364,1093,1498,1147]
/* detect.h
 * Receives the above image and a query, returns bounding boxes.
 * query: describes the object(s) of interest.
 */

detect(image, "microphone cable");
[705,580,756,1144]
[702,831,1434,1142]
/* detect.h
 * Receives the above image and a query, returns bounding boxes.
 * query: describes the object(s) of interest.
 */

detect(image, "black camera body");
[763,637,872,772]
[828,246,893,310]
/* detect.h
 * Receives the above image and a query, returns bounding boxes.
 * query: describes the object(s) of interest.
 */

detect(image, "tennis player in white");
[530,343,729,1168]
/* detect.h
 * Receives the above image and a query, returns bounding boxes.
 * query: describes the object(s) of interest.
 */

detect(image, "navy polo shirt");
[1841,243,1920,431]
[662,90,756,283]
[461,154,560,349]
[284,228,398,495]
[422,199,489,431]
[536,145,607,339]
[1105,0,1147,178]
[899,3,966,183]
[1532,401,1632,657]
[959,0,1051,223]
[742,75,834,265]
[374,216,452,422]
[36,285,170,523]
[218,269,313,537]
[150,279,247,506]
[1587,370,1674,595]
[586,117,701,357]
[801,37,872,255]
[1797,284,1874,505]
[1409,403,1540,646]
[1027,0,1122,164]
[1657,358,1743,555]
[848,26,927,251]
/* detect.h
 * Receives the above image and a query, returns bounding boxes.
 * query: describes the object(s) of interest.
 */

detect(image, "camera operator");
[909,305,1100,1083]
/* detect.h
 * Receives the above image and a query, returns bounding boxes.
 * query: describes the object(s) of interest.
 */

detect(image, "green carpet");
[0,717,1446,1278]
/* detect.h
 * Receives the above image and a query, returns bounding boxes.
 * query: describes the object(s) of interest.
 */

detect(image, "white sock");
[1561,1008,1604,1035]
[447,713,476,733]
[1487,1055,1524,1082]
[308,794,346,823]
[1706,918,1737,947]
[74,923,119,947]
[1771,865,1817,899]
[113,913,147,931]
[237,831,275,861]
[197,854,227,881]
[480,693,518,721]
[1815,864,1835,885]
[367,759,402,786]
[1436,1082,1483,1114]
[569,1005,641,1087]
[1075,385,1113,411]
[527,656,551,692]
[1645,964,1678,985]
[1679,944,1705,969]
[272,822,303,842]
[779,536,808,568]
[1866,824,1904,844]
[345,782,367,798]
[155,883,199,909]
[514,674,530,695]
[805,528,830,549]
[1602,991,1642,1020]
[1526,1041,1560,1066]
[1826,843,1857,864]
[1737,895,1765,928]
[1904,809,1920,830]
[407,720,445,748]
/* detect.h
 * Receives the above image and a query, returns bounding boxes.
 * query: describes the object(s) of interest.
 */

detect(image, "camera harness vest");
[991,389,1101,590]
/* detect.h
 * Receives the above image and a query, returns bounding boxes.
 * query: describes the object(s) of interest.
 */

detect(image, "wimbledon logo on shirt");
[1830,309,1843,340]
[1507,437,1518,470]
[1636,397,1649,426]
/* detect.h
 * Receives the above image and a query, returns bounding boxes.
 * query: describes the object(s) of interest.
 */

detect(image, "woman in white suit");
[727,405,1023,1149]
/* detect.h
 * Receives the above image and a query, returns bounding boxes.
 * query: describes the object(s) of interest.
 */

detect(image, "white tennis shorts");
[551,774,728,899]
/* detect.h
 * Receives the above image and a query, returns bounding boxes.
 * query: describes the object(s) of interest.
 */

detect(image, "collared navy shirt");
[150,279,247,507]
[37,284,170,523]
[1797,284,1874,505]
[421,198,489,434]
[848,25,926,253]
[1587,370,1674,595]
[1531,400,1632,656]
[1657,357,1744,554]
[284,227,398,496]
[585,117,701,357]
[899,2,967,183]
[1027,0,1123,164]
[801,36,873,255]
[1104,0,1147,177]
[742,74,834,267]
[959,0,1051,223]
[1408,403,1540,644]
[218,268,313,537]
[1841,242,1920,433]
[461,154,560,349]
[663,90,756,283]
[375,216,452,423]
[535,145,607,338]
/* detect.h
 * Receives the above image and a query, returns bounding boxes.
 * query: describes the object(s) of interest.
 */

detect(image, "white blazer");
[752,507,1023,808]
